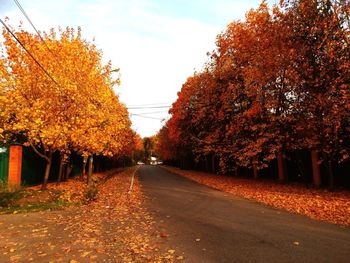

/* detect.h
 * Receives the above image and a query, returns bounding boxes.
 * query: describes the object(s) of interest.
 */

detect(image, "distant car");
[137,161,145,165]
[157,161,163,165]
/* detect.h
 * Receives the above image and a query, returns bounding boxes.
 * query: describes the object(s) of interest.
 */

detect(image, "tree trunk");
[311,150,321,187]
[253,164,258,179]
[81,156,87,180]
[205,156,209,172]
[211,155,216,174]
[41,152,52,190]
[57,154,64,183]
[234,166,238,177]
[277,150,287,182]
[87,155,93,186]
[65,163,72,181]
[296,151,307,185]
[327,160,334,190]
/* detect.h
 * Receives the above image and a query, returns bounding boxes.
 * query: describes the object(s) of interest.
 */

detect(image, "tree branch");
[29,140,49,162]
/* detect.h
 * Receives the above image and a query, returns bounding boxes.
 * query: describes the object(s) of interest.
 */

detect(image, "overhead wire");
[127,104,172,121]
[6,0,172,121]
[12,0,73,78]
[130,113,165,120]
[127,105,171,110]
[128,110,169,115]
[3,0,68,88]
[126,102,172,107]
[12,0,55,57]
[10,0,119,107]
[11,0,172,113]
[0,18,60,87]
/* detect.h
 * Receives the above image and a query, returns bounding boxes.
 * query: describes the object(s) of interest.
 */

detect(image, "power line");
[0,18,60,87]
[128,110,169,115]
[130,113,165,120]
[126,102,172,107]
[13,0,51,52]
[127,105,171,110]
[13,0,62,65]
[13,0,120,92]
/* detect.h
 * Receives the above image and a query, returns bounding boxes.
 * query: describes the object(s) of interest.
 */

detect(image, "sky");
[0,0,276,137]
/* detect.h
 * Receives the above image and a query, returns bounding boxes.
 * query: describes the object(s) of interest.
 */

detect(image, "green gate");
[0,146,9,184]
[0,145,83,186]
[21,146,47,186]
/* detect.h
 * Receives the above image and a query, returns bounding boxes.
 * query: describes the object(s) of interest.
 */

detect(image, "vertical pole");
[8,145,22,191]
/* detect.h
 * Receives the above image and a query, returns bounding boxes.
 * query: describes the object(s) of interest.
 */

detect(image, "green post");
[0,146,9,185]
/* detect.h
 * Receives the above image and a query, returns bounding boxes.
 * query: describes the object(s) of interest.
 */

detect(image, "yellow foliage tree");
[1,24,133,189]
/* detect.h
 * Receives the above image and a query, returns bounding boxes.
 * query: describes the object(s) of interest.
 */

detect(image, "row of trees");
[0,22,139,189]
[156,0,350,188]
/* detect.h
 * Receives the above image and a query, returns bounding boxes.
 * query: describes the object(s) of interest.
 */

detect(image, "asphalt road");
[138,165,350,263]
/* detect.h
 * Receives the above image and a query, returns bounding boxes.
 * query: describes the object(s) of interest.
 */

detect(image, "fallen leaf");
[81,251,92,257]
[160,232,168,238]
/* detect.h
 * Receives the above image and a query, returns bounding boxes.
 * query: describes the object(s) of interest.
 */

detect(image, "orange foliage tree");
[157,0,350,187]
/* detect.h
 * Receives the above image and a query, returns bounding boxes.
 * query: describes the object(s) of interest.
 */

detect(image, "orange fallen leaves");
[64,167,181,262]
[0,168,183,262]
[95,167,187,262]
[163,166,350,226]
[27,177,88,204]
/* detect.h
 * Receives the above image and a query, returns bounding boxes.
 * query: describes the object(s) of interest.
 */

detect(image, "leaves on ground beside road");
[28,179,87,204]
[0,168,184,262]
[16,171,112,207]
[163,166,350,226]
[0,174,103,214]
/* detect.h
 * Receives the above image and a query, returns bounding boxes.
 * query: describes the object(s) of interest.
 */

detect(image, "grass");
[0,201,74,214]
[0,170,124,215]
[0,186,81,215]
[0,190,24,207]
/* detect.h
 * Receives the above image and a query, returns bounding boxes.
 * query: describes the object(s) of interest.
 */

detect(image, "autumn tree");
[219,3,304,179]
[155,124,176,161]
[159,0,350,188]
[280,0,350,187]
[131,132,144,163]
[1,24,133,189]
[143,137,155,163]
[0,56,9,141]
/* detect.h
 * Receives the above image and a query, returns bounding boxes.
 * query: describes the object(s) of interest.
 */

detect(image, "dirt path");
[0,167,176,262]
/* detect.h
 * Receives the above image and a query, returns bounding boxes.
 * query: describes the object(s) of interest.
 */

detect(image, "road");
[139,165,350,263]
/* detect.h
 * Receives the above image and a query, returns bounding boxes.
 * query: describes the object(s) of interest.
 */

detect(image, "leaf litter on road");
[0,167,184,262]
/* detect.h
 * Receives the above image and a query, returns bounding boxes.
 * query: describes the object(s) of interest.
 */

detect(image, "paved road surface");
[139,165,350,263]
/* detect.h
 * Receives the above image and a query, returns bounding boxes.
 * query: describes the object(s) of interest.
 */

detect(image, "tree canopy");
[0,23,137,188]
[157,0,350,186]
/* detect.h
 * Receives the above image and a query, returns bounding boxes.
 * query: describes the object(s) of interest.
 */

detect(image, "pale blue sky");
[1,0,277,137]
